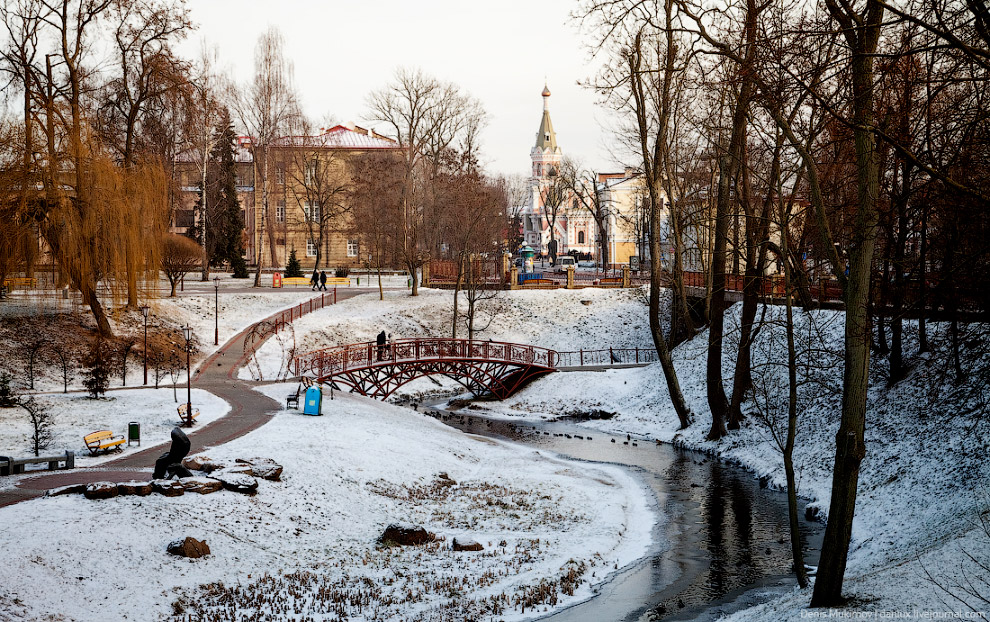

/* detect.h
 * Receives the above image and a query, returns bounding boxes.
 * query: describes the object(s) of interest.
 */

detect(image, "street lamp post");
[182,325,192,427]
[213,276,220,345]
[141,305,150,385]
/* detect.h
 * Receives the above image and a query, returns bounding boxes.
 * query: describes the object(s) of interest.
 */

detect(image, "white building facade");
[518,85,596,261]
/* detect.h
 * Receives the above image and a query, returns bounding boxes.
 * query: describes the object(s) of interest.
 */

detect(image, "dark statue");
[153,427,193,480]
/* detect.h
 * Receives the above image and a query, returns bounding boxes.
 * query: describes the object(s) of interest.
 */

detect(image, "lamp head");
[140,305,150,318]
[182,325,192,341]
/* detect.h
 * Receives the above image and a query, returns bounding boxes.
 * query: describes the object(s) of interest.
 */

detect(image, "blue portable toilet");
[302,385,323,416]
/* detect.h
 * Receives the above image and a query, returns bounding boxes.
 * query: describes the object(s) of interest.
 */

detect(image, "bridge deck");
[293,339,658,400]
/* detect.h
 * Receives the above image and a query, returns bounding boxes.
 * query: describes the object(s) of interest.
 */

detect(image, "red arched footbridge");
[292,338,658,400]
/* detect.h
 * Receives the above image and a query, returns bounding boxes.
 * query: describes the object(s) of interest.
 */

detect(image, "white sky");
[180,0,624,176]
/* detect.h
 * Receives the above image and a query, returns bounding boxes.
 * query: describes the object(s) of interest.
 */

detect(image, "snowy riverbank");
[252,287,990,619]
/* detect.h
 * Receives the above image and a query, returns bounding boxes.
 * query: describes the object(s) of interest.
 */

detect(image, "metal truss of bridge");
[293,338,660,401]
[293,338,559,400]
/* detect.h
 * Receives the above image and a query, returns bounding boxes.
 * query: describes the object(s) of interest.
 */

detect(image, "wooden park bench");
[326,277,350,287]
[280,277,313,287]
[83,430,125,455]
[598,277,624,288]
[2,277,38,291]
[177,404,200,426]
[521,278,558,289]
[0,451,75,475]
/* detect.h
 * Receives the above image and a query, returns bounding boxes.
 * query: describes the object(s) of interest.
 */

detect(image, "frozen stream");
[428,409,824,621]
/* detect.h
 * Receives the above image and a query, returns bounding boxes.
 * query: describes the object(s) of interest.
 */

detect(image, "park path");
[0,287,373,508]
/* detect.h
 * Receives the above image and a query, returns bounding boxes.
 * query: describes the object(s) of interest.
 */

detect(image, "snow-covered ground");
[3,285,986,620]
[248,287,990,619]
[0,386,653,621]
[0,388,228,490]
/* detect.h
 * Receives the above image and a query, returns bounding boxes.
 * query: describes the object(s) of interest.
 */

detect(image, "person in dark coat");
[319,270,328,291]
[376,330,386,361]
[311,268,319,290]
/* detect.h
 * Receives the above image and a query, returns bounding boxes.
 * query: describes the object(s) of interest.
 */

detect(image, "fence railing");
[250,291,337,344]
[555,347,658,367]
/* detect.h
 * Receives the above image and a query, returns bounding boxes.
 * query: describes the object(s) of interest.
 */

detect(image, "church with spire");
[519,84,596,261]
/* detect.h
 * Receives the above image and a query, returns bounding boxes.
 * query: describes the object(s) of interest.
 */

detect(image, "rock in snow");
[379,523,436,546]
[166,537,210,559]
[83,482,118,500]
[180,477,223,495]
[214,472,259,494]
[117,481,153,496]
[452,537,484,552]
[151,479,185,497]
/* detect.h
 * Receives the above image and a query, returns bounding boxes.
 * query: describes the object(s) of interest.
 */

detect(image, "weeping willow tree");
[38,129,169,337]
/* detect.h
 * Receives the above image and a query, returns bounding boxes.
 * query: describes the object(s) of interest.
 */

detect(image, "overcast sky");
[180,0,624,177]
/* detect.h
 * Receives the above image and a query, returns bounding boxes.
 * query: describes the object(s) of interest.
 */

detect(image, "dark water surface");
[429,410,822,622]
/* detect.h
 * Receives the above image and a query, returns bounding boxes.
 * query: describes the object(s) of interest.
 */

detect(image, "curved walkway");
[0,288,373,508]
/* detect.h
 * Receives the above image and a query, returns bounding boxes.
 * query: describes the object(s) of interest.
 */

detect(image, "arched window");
[578,231,585,244]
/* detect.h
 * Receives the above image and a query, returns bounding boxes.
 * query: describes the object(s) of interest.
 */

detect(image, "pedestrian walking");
[310,268,319,291]
[376,330,386,361]
[319,271,328,291]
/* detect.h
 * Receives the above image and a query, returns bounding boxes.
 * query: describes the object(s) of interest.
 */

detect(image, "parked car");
[555,255,576,273]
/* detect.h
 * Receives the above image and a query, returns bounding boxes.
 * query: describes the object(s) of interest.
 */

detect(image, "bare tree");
[16,395,53,456]
[160,233,201,296]
[232,27,299,287]
[185,46,225,282]
[350,151,403,301]
[560,158,610,271]
[538,171,569,265]
[367,67,485,295]
[47,339,79,393]
[16,319,51,390]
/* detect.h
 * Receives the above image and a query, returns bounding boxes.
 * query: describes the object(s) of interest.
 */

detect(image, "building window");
[306,239,317,257]
[578,231,585,244]
[275,163,285,185]
[347,239,359,257]
[276,201,285,223]
[304,160,318,186]
[303,202,320,223]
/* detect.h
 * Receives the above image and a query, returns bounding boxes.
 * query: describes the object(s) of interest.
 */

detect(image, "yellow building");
[174,124,400,271]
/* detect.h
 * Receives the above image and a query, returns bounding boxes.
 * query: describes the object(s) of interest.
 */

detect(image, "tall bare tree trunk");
[780,188,809,589]
[812,0,884,605]
[707,152,732,440]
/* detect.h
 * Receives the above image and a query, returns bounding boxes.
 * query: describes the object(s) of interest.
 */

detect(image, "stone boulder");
[379,523,435,546]
[180,476,223,495]
[83,482,118,500]
[46,484,86,497]
[117,481,153,496]
[181,455,216,472]
[215,472,258,495]
[452,537,484,552]
[166,537,210,559]
[242,458,283,481]
[152,479,185,497]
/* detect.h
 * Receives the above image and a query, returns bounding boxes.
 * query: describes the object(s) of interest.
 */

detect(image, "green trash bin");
[128,421,140,447]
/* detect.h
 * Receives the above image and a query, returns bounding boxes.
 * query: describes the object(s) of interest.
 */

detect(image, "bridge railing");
[294,338,558,378]
[555,347,658,367]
